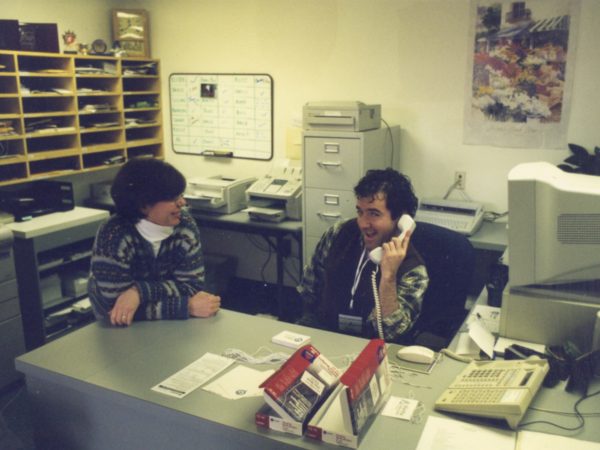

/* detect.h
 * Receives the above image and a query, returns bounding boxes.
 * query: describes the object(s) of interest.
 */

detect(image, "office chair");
[405,222,476,350]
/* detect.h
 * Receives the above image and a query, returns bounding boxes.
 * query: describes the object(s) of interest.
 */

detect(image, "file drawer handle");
[317,161,342,168]
[317,212,342,219]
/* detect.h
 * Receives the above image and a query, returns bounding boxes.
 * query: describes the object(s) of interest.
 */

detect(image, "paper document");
[381,396,420,421]
[455,331,481,357]
[466,304,501,334]
[468,319,496,359]
[517,430,598,450]
[152,352,234,398]
[416,416,515,450]
[203,366,274,399]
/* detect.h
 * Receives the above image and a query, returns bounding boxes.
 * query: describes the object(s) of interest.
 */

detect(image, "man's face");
[355,193,398,251]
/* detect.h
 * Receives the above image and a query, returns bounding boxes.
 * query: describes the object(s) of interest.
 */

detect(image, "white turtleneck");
[135,218,174,256]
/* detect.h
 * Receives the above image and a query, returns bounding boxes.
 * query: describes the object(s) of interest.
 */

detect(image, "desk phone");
[434,359,549,429]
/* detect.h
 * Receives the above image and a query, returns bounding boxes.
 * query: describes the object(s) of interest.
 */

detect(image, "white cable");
[388,364,432,389]
[221,346,290,365]
[371,266,384,340]
[439,348,476,363]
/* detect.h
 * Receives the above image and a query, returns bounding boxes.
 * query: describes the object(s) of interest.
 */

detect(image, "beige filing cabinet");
[0,225,26,389]
[302,126,400,263]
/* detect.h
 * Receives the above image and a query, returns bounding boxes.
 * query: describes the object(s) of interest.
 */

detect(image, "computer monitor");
[508,161,600,296]
[501,162,600,348]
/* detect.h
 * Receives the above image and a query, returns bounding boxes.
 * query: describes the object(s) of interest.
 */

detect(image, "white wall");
[142,0,600,214]
[5,0,600,283]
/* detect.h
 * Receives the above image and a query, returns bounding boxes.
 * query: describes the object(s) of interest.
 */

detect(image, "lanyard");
[350,249,370,310]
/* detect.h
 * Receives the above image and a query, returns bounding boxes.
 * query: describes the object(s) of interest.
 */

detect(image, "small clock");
[91,39,108,54]
[112,9,149,57]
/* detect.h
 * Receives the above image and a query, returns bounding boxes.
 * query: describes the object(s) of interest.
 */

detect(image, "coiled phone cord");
[371,267,384,340]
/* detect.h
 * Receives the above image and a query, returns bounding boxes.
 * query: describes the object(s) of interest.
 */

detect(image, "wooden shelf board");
[0,177,29,187]
[27,148,80,161]
[19,72,73,77]
[24,111,76,118]
[28,169,79,180]
[26,130,77,139]
[80,126,123,134]
[75,74,119,79]
[0,155,26,165]
[82,143,125,154]
[124,107,159,113]
[0,133,24,141]
[78,109,121,115]
[76,92,121,97]
[126,138,162,148]
[123,90,160,95]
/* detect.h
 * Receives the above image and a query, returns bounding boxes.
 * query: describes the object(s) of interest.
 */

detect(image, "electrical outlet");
[455,171,466,190]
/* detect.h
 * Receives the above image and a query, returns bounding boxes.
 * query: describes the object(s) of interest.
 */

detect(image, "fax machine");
[245,166,302,222]
[185,175,256,214]
[415,198,484,236]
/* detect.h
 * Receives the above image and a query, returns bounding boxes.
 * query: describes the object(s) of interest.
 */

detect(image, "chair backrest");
[409,222,476,342]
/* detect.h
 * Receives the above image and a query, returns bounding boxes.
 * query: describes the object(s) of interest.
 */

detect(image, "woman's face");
[142,195,186,226]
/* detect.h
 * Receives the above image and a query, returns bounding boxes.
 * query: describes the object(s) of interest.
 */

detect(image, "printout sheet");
[152,352,235,398]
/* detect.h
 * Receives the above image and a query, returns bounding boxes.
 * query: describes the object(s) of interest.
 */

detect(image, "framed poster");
[169,73,273,160]
[112,9,150,57]
[463,0,580,149]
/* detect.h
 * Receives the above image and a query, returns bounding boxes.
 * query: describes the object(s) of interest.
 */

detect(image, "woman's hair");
[111,158,186,222]
[353,168,418,219]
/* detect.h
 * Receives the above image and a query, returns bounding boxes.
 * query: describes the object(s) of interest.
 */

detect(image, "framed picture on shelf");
[112,8,149,57]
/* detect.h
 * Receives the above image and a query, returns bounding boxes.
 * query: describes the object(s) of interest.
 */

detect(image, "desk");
[15,310,600,449]
[190,210,302,318]
[468,220,507,252]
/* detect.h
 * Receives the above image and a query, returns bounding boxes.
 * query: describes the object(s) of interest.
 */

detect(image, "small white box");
[61,271,89,297]
[271,330,311,349]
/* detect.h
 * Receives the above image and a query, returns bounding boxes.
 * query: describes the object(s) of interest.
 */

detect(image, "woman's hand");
[188,291,221,317]
[110,286,141,326]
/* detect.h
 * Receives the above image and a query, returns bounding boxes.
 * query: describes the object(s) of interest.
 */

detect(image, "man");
[297,168,429,342]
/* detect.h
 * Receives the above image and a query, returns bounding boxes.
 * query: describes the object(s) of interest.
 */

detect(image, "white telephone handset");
[369,214,416,264]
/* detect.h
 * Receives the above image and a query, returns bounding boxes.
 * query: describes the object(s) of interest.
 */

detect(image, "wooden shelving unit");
[0,50,163,186]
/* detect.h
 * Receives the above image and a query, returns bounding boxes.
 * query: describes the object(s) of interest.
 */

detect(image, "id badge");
[338,314,363,335]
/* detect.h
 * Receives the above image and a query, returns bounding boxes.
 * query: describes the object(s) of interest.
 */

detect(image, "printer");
[185,175,256,214]
[303,101,381,131]
[245,165,302,222]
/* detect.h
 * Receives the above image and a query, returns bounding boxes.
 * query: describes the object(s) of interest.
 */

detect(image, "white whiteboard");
[169,73,273,160]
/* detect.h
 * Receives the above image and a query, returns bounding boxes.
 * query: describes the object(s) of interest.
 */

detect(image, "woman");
[88,158,220,326]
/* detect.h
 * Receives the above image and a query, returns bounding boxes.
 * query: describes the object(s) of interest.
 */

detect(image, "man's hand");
[110,286,141,326]
[188,291,221,317]
[378,230,413,316]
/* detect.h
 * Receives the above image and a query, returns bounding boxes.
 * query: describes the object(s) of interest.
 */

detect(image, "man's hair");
[353,168,418,219]
[111,158,186,222]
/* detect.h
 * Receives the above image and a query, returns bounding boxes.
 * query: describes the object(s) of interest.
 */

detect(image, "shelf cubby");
[127,143,162,159]
[0,50,162,186]
[82,149,125,169]
[28,155,80,177]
